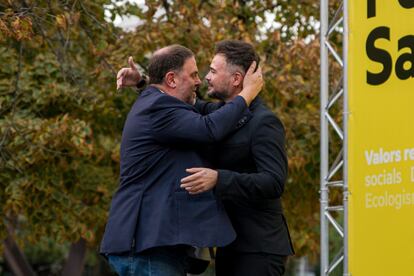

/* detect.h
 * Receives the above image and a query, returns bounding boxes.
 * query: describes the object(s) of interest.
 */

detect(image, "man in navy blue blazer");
[100,44,263,275]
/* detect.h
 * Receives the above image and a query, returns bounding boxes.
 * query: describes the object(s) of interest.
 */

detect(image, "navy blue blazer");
[100,86,249,254]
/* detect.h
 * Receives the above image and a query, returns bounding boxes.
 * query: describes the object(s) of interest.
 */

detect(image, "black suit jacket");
[195,98,294,256]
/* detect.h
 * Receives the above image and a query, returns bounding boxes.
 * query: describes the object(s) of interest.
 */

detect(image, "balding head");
[148,45,194,84]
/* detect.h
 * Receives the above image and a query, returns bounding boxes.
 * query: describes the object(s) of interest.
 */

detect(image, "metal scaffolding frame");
[320,0,349,275]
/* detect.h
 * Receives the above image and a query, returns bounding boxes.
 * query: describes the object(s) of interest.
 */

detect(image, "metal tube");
[327,2,344,36]
[325,112,344,140]
[320,0,329,274]
[328,248,345,274]
[327,88,344,110]
[326,205,344,211]
[325,40,344,67]
[326,180,345,187]
[327,159,344,181]
[328,17,344,37]
[325,211,344,237]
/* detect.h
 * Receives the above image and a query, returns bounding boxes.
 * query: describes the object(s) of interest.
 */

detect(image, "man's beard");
[208,89,230,101]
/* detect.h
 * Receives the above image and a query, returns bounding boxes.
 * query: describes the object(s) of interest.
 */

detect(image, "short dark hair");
[148,45,194,84]
[214,40,259,73]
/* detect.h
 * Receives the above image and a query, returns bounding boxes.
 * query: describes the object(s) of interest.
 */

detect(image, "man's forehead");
[212,54,226,63]
[183,57,198,71]
[211,54,230,71]
[212,54,244,73]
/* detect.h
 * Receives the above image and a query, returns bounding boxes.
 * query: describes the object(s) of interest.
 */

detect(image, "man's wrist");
[136,75,147,89]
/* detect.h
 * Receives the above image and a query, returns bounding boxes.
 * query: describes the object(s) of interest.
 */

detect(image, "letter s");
[366,26,392,85]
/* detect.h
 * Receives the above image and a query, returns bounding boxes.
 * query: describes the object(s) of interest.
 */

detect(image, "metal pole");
[320,0,329,275]
[342,0,349,275]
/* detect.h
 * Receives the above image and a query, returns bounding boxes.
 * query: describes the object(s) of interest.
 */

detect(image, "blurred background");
[0,0,344,275]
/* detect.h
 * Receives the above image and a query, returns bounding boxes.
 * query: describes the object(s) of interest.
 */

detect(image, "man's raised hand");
[238,61,263,105]
[116,56,142,90]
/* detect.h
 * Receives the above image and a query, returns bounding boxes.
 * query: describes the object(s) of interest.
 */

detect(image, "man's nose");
[196,75,202,85]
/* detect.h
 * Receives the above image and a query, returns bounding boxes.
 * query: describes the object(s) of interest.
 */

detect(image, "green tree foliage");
[1,0,341,267]
[0,0,131,251]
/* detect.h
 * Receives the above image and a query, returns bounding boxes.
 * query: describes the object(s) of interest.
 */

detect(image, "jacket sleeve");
[193,98,224,115]
[214,114,288,200]
[151,95,247,144]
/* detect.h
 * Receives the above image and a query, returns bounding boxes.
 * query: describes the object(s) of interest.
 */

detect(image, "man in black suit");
[181,40,294,275]
[102,44,263,275]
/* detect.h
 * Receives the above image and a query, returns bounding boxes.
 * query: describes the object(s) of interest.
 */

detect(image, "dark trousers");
[215,247,287,276]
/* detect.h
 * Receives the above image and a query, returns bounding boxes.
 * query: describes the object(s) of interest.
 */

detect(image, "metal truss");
[320,0,349,275]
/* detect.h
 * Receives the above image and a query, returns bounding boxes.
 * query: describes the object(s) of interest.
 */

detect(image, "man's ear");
[232,71,243,87]
[165,71,176,88]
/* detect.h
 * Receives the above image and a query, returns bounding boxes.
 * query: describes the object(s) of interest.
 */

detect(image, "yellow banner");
[348,0,414,275]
